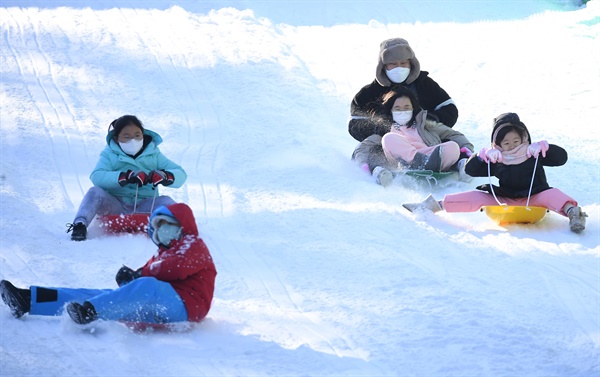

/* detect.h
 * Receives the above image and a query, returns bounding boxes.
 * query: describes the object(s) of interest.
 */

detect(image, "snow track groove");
[8,9,83,207]
[210,224,366,360]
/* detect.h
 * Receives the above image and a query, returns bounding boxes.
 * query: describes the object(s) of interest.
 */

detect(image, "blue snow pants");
[29,277,188,323]
[74,186,176,226]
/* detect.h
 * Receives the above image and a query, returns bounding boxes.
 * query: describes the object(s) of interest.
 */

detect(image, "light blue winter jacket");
[89,129,187,205]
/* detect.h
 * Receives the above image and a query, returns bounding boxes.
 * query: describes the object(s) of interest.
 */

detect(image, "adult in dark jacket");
[349,38,459,182]
[401,112,587,233]
[0,203,217,324]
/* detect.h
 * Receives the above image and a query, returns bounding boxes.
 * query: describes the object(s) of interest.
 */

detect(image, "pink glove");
[478,147,503,163]
[527,140,549,158]
[460,147,473,158]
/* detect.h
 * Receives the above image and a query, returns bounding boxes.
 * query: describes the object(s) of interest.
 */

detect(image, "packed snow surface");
[1,1,599,376]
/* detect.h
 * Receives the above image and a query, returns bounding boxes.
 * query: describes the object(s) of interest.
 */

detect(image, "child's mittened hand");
[148,170,174,187]
[479,147,502,163]
[127,170,147,187]
[115,266,137,287]
[487,148,503,163]
[478,147,489,163]
[118,170,146,187]
[460,147,473,158]
[527,140,549,158]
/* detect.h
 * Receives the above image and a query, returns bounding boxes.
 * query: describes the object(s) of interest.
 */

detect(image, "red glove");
[118,170,147,187]
[148,170,174,187]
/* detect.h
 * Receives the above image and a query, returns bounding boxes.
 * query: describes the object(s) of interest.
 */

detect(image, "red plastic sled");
[120,320,192,333]
[97,213,150,234]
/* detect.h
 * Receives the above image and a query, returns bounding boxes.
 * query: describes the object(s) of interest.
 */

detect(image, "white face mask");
[392,110,413,126]
[119,138,144,156]
[385,66,411,84]
[155,223,182,247]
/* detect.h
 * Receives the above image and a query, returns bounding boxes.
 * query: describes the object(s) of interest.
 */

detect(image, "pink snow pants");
[382,133,460,171]
[442,188,577,217]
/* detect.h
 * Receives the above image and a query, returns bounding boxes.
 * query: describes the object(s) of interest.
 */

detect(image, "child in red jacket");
[1,203,217,324]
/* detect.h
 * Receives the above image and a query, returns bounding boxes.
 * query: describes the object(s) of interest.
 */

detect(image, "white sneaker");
[457,158,473,183]
[373,166,393,187]
[567,206,587,233]
[402,194,443,213]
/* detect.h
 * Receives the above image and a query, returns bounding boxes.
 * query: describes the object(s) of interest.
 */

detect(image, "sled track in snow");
[7,10,89,206]
[540,261,600,347]
[116,7,226,216]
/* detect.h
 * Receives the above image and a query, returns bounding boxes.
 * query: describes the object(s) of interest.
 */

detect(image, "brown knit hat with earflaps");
[375,38,421,87]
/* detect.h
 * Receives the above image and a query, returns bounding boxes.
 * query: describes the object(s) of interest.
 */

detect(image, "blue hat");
[148,206,179,246]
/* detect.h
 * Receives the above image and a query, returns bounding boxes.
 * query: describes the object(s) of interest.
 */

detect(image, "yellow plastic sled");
[483,205,548,225]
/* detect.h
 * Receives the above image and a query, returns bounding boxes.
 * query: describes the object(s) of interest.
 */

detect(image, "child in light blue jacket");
[66,115,187,241]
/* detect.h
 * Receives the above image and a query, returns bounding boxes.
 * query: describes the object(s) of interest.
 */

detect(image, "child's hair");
[380,87,421,125]
[491,112,531,147]
[493,124,528,147]
[108,115,144,139]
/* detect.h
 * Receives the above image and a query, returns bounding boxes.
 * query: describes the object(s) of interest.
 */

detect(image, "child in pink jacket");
[379,87,474,184]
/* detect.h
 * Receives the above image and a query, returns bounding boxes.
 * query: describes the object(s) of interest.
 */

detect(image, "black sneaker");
[67,301,98,324]
[66,222,87,241]
[0,280,31,318]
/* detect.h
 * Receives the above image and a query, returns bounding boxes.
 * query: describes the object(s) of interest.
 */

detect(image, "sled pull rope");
[488,160,505,206]
[150,186,158,214]
[133,185,139,214]
[487,154,539,208]
[425,174,438,189]
[525,155,539,208]
[410,170,438,188]
[131,183,159,215]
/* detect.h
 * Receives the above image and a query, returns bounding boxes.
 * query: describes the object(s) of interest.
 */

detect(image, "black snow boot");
[67,301,98,324]
[423,146,443,172]
[0,280,31,318]
[407,148,442,172]
[66,222,87,241]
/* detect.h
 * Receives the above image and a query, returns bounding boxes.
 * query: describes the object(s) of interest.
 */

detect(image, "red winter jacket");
[140,203,217,322]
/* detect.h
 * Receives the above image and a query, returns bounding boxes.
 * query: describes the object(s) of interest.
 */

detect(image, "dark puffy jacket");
[349,71,458,141]
[465,145,567,198]
[141,203,217,322]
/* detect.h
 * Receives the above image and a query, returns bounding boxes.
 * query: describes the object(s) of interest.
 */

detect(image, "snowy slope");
[1,1,599,376]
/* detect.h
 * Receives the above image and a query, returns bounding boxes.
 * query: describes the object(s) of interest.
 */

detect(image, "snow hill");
[1,1,599,376]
